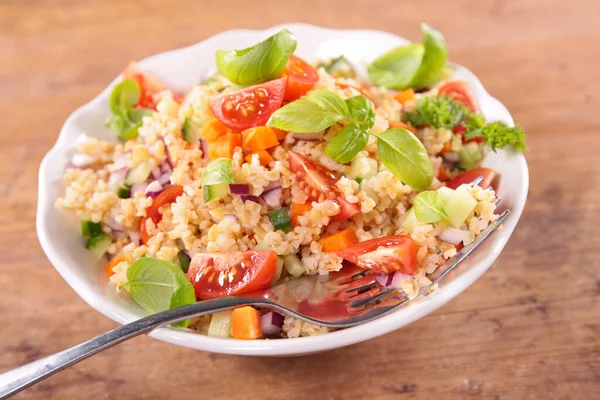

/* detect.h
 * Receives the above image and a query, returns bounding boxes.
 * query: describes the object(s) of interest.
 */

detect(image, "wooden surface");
[1,0,599,398]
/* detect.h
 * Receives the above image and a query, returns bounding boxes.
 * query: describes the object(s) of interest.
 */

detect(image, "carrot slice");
[438,165,450,182]
[245,150,274,166]
[389,120,416,133]
[394,88,415,104]
[209,133,241,159]
[319,229,358,253]
[105,256,127,277]
[242,126,280,152]
[272,128,288,141]
[200,119,229,142]
[290,202,313,227]
[231,306,262,340]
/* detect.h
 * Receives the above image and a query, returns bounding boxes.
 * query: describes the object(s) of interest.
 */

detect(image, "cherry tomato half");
[187,250,278,299]
[288,151,360,220]
[453,123,484,144]
[337,235,418,275]
[438,81,479,112]
[445,167,497,190]
[140,185,184,244]
[283,55,319,101]
[210,77,286,131]
[123,61,167,110]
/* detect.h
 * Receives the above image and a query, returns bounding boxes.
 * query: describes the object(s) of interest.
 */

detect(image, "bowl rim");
[36,23,529,356]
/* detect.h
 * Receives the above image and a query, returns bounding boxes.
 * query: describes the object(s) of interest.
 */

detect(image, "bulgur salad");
[56,24,526,339]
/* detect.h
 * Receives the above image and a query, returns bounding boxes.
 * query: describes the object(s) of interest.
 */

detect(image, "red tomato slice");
[123,61,167,110]
[453,123,484,144]
[337,235,418,275]
[438,81,479,112]
[187,251,278,299]
[446,167,496,190]
[283,55,319,101]
[288,152,360,220]
[140,185,184,244]
[209,78,286,131]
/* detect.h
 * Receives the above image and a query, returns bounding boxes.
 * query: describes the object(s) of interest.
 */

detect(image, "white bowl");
[37,23,528,356]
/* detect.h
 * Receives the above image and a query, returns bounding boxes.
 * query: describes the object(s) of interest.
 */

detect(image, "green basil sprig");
[202,158,234,186]
[124,257,196,328]
[413,191,449,223]
[324,123,369,164]
[368,23,447,90]
[105,79,152,141]
[216,29,297,86]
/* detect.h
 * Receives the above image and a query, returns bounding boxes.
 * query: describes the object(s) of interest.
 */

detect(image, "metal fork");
[0,199,509,399]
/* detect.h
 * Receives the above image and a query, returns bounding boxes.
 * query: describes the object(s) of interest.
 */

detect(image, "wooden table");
[1,0,598,398]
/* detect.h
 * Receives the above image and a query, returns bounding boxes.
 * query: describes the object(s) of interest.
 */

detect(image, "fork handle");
[0,296,258,399]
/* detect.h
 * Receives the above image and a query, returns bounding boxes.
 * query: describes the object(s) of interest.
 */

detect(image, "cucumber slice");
[125,163,151,185]
[116,186,130,199]
[359,179,379,202]
[271,256,284,286]
[203,183,230,203]
[458,142,484,170]
[268,208,293,233]
[444,185,477,228]
[177,250,191,273]
[349,155,378,181]
[81,220,102,238]
[85,232,112,258]
[283,254,304,277]
[207,310,232,338]
[437,186,453,203]
[182,117,199,144]
[254,240,271,250]
[400,207,419,233]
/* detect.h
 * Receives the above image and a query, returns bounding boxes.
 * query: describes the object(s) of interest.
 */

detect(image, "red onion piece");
[158,170,172,186]
[129,231,141,246]
[113,152,130,170]
[108,167,128,187]
[291,131,323,141]
[105,216,124,233]
[199,139,209,161]
[439,227,470,245]
[239,195,259,203]
[150,167,162,181]
[263,180,282,192]
[144,180,164,197]
[70,154,95,168]
[130,182,147,196]
[261,187,282,208]
[374,271,411,290]
[160,138,174,169]
[261,312,284,335]
[229,184,250,195]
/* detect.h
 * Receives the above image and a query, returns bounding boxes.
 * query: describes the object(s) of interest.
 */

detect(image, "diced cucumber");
[203,183,230,203]
[85,232,112,258]
[349,155,378,181]
[124,163,151,185]
[254,240,271,251]
[458,142,484,170]
[177,250,191,273]
[437,186,453,204]
[207,310,232,338]
[400,207,419,233]
[283,254,304,277]
[81,220,102,238]
[182,117,199,144]
[271,256,284,286]
[359,179,379,202]
[269,208,293,233]
[444,185,477,228]
[116,186,130,199]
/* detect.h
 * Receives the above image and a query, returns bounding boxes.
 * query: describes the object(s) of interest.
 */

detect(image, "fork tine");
[350,288,399,309]
[470,176,484,186]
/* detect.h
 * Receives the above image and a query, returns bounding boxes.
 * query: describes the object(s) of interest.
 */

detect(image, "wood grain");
[0,0,599,399]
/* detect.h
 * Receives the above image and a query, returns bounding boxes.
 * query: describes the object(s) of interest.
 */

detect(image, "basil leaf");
[368,43,425,90]
[409,23,448,89]
[324,123,369,164]
[216,29,297,86]
[414,191,449,223]
[202,158,234,185]
[267,97,344,133]
[367,24,447,90]
[372,128,433,191]
[346,95,375,128]
[119,120,143,142]
[125,257,196,328]
[128,108,152,123]
[305,89,350,117]
[109,79,141,116]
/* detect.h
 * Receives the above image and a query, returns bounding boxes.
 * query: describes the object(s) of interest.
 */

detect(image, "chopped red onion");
[439,227,470,245]
[158,171,172,186]
[199,139,209,161]
[129,231,141,246]
[229,184,250,195]
[130,182,147,196]
[70,154,95,168]
[105,216,124,233]
[108,167,128,187]
[144,180,164,197]
[239,195,259,203]
[263,180,282,192]
[374,271,411,290]
[150,167,162,181]
[160,138,174,168]
[442,152,460,163]
[261,312,284,335]
[291,131,323,141]
[113,152,130,170]
[261,187,282,208]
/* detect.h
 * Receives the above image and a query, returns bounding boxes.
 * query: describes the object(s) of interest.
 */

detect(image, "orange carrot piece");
[439,140,453,154]
[105,256,127,277]
[290,202,313,227]
[231,306,262,340]
[319,229,358,253]
[200,119,229,142]
[245,150,274,166]
[389,120,416,133]
[208,133,241,159]
[272,128,288,141]
[242,126,280,152]
[394,88,415,104]
[438,165,450,182]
